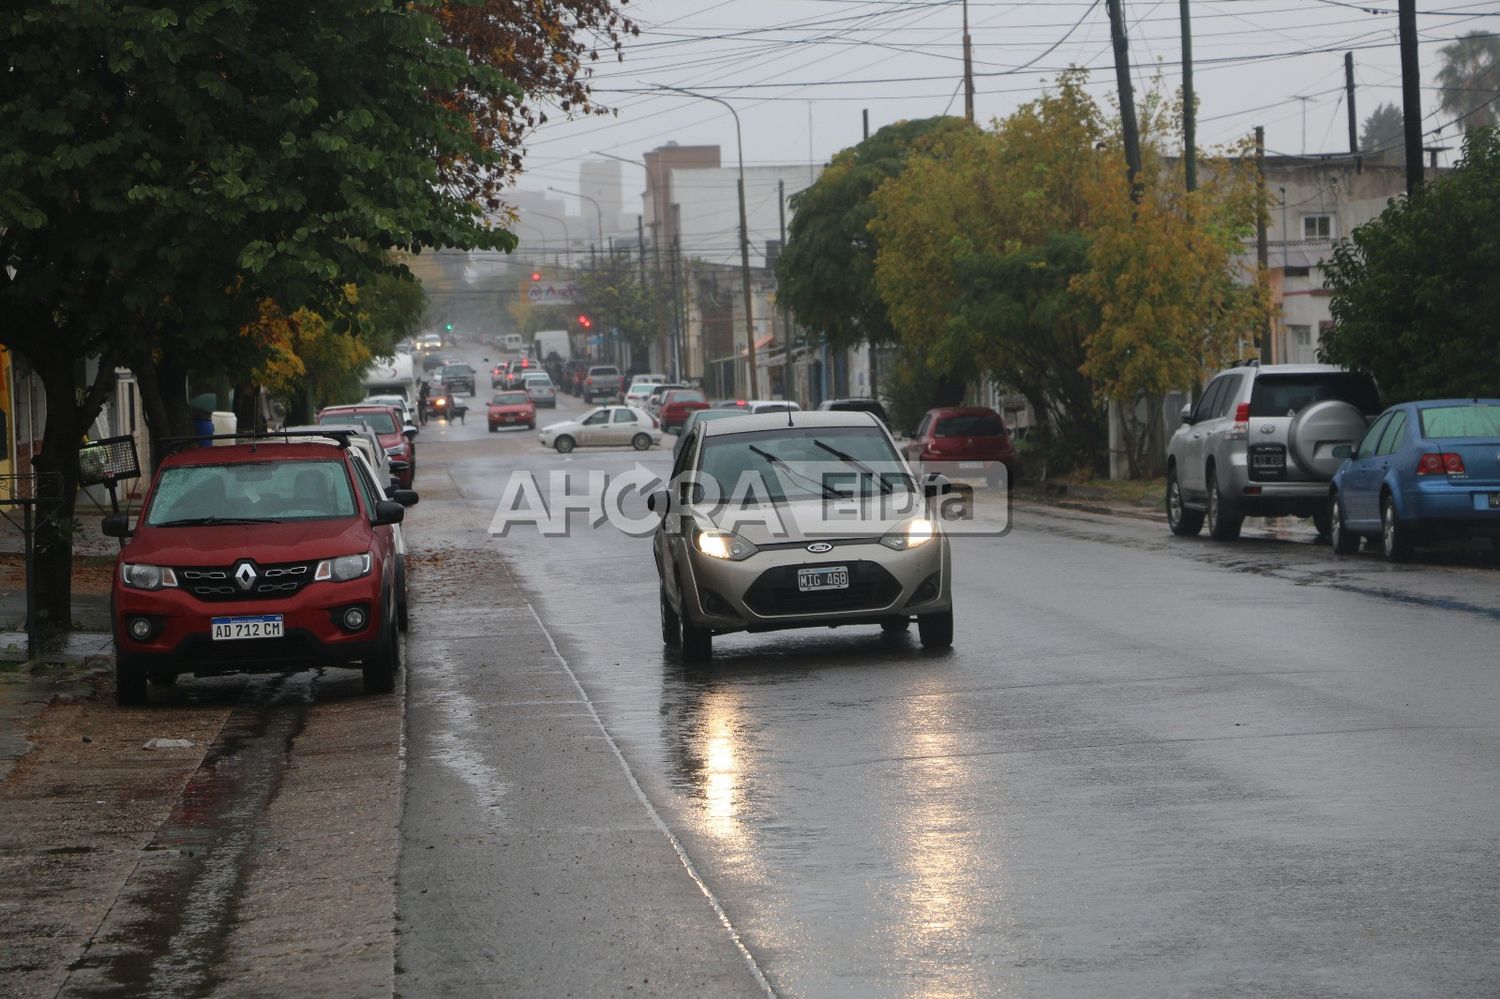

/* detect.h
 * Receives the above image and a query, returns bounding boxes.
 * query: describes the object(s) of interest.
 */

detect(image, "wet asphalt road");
[398,348,1500,997]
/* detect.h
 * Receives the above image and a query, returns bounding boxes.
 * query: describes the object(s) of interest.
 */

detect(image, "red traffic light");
[577,314,592,329]
[530,271,541,281]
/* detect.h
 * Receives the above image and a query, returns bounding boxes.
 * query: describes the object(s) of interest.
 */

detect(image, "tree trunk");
[133,349,194,471]
[30,353,115,635]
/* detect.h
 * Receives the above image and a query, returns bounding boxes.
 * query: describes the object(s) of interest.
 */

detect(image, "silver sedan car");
[651,411,953,662]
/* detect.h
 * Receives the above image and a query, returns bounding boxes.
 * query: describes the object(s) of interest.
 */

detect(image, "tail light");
[1230,402,1250,440]
[1417,452,1467,476]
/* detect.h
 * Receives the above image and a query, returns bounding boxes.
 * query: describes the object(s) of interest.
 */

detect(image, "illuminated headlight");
[121,564,178,590]
[694,529,758,561]
[880,518,935,551]
[314,553,372,582]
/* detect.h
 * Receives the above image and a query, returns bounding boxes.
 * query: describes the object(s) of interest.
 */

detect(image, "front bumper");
[678,537,950,634]
[113,580,386,677]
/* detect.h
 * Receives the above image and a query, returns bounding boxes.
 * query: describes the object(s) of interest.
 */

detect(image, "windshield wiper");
[154,516,282,527]
[811,440,895,494]
[748,445,844,501]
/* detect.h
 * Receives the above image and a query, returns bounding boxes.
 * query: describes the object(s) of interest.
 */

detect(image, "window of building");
[1302,214,1333,239]
[1284,265,1311,278]
[1286,324,1316,364]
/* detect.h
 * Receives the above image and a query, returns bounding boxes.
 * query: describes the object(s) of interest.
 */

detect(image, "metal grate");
[77,435,142,487]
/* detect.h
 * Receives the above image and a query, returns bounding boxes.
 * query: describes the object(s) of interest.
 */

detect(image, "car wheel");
[363,620,399,695]
[148,673,177,686]
[554,435,576,454]
[396,558,409,633]
[1206,469,1243,541]
[1312,507,1332,539]
[1380,494,1413,562]
[1166,467,1204,536]
[917,608,954,649]
[115,656,147,706]
[881,617,910,634]
[488,425,497,433]
[528,421,536,430]
[661,586,681,648]
[632,433,652,451]
[1330,492,1360,554]
[681,615,712,663]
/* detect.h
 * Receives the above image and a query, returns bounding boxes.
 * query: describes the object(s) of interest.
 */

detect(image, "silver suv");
[1165,362,1380,540]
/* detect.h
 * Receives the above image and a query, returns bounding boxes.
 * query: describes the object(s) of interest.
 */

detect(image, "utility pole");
[862,108,869,141]
[671,236,685,383]
[1345,52,1359,156]
[1255,126,1272,364]
[1180,0,1196,192]
[1105,0,1144,203]
[1398,0,1423,195]
[962,0,976,123]
[779,179,794,404]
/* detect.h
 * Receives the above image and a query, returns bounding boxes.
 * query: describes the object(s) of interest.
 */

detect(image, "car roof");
[1223,362,1349,376]
[162,440,348,466]
[321,404,397,415]
[699,410,879,436]
[927,406,1001,417]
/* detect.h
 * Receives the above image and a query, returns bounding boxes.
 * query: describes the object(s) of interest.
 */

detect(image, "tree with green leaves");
[776,117,971,361]
[1320,126,1500,402]
[574,252,673,366]
[1,1,519,628]
[1435,31,1500,134]
[1361,103,1405,158]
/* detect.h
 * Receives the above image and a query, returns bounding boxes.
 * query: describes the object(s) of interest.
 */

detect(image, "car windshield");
[444,365,473,375]
[524,375,552,386]
[699,426,912,503]
[320,410,396,434]
[492,393,528,405]
[146,460,356,525]
[935,414,1004,437]
[1419,404,1500,439]
[1249,373,1381,417]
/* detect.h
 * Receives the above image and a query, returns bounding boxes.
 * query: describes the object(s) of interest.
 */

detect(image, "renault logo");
[807,542,833,554]
[234,562,258,591]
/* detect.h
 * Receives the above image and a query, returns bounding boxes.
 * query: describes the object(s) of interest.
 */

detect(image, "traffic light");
[444,322,453,331]
[577,314,592,329]
[530,270,542,282]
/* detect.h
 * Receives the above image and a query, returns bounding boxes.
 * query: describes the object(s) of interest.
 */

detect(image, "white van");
[501,333,524,352]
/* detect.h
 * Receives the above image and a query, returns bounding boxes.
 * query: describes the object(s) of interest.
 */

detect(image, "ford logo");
[806,542,833,554]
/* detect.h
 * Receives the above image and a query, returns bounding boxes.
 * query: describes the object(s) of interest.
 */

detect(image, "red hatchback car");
[903,406,1021,488]
[658,388,709,434]
[104,435,412,704]
[317,404,415,488]
[487,390,536,431]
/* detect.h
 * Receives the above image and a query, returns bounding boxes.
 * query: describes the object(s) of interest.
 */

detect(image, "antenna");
[786,403,794,428]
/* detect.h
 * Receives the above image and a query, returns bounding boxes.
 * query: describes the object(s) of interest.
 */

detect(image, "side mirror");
[102,512,132,538]
[404,425,418,439]
[646,489,671,515]
[388,488,419,507]
[1180,403,1196,425]
[921,472,952,499]
[372,499,405,526]
[1332,443,1353,460]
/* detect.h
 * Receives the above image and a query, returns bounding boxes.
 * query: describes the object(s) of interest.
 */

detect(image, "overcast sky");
[516,0,1498,219]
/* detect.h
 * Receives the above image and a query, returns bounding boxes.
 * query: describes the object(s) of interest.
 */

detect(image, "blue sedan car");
[1328,399,1500,560]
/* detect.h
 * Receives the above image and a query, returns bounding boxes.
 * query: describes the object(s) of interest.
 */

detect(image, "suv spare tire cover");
[1287,399,1367,479]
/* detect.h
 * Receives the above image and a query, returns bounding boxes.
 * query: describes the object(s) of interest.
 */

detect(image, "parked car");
[103,433,415,704]
[487,390,536,431]
[658,388,711,433]
[672,408,750,459]
[539,406,661,453]
[437,363,476,396]
[284,422,400,493]
[1328,398,1500,560]
[522,371,557,408]
[582,365,626,404]
[643,383,689,417]
[902,407,1019,490]
[820,397,890,425]
[1165,362,1381,540]
[361,394,417,431]
[652,410,953,663]
[625,374,670,409]
[316,404,416,488]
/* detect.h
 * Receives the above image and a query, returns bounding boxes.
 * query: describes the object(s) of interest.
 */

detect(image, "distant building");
[643,143,721,249]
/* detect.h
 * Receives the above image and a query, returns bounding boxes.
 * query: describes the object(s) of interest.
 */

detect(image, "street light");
[548,186,605,249]
[515,210,572,265]
[652,84,759,399]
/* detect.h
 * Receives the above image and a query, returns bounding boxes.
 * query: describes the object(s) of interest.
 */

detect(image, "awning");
[739,334,775,360]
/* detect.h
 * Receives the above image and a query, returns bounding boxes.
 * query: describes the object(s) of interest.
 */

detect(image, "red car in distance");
[487,390,536,431]
[657,388,710,434]
[317,404,416,489]
[903,406,1021,488]
[104,434,412,704]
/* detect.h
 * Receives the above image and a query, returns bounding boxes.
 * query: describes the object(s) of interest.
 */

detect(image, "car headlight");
[694,529,758,561]
[880,518,935,551]
[384,445,405,457]
[121,563,178,590]
[314,553,372,582]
